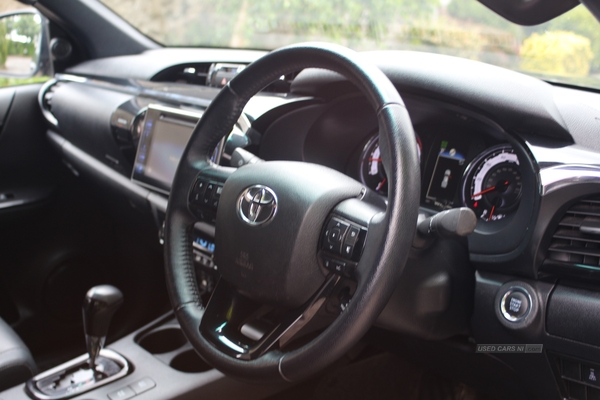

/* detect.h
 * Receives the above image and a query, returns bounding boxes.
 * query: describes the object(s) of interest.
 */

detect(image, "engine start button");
[500,287,531,322]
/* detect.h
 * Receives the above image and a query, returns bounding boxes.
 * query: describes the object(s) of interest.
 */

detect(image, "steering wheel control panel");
[320,215,367,278]
[189,178,224,222]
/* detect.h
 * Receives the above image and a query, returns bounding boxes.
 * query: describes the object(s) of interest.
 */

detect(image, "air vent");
[151,62,296,94]
[38,79,61,127]
[151,63,212,85]
[262,71,299,94]
[542,196,600,279]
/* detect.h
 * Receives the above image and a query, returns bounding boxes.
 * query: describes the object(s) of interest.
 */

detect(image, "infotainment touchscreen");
[132,105,220,194]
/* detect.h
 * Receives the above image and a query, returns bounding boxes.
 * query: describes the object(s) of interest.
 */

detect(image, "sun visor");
[479,0,579,25]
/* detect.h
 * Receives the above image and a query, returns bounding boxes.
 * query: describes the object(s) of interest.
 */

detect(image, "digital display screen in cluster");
[424,139,467,209]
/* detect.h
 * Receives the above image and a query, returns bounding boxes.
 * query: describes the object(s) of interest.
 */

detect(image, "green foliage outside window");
[0,76,48,87]
[0,21,8,67]
[521,31,593,77]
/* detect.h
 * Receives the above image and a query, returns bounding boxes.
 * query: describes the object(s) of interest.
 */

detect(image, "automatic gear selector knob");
[82,285,123,371]
[25,285,128,399]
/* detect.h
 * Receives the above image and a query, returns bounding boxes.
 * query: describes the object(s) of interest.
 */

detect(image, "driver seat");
[0,317,37,391]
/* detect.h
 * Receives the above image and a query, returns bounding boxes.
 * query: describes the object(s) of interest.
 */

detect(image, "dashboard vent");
[543,197,600,278]
[151,62,296,94]
[151,63,212,85]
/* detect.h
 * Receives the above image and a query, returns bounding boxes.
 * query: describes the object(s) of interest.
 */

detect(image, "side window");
[0,0,49,88]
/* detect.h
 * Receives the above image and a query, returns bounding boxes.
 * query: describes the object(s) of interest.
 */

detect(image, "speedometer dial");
[359,135,388,195]
[359,134,421,196]
[462,145,522,222]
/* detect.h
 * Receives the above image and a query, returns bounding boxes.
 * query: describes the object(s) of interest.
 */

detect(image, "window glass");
[100,0,600,89]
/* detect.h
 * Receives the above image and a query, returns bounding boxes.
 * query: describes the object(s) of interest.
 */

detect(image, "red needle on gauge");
[369,158,382,162]
[471,181,509,199]
[488,205,496,221]
[376,178,387,191]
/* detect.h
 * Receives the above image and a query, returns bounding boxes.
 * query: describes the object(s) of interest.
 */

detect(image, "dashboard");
[37,48,600,400]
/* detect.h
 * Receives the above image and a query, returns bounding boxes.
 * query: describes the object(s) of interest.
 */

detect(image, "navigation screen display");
[132,105,202,193]
[425,139,467,209]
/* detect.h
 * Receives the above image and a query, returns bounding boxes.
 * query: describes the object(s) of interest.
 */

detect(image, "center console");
[2,311,287,400]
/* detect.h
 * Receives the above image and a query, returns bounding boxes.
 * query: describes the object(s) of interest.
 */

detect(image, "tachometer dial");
[359,134,421,195]
[462,145,522,222]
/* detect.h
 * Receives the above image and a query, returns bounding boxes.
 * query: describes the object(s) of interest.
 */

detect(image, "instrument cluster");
[358,132,522,224]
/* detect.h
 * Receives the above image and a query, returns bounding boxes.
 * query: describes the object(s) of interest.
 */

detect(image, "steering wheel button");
[196,179,207,191]
[334,220,350,233]
[323,257,346,274]
[190,180,209,205]
[202,184,215,205]
[190,191,202,204]
[328,228,342,243]
[323,241,342,254]
[342,243,354,258]
[332,260,346,273]
[346,226,360,245]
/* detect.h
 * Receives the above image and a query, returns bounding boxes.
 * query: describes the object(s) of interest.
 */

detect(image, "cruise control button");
[131,377,156,394]
[108,387,135,400]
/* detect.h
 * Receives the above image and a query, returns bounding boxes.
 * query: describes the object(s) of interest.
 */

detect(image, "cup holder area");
[170,350,212,373]
[138,327,188,354]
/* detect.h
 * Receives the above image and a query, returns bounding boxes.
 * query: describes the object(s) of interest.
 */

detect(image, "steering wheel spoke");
[200,274,342,361]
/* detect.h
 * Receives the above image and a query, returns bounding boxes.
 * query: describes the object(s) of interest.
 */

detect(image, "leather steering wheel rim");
[164,42,420,383]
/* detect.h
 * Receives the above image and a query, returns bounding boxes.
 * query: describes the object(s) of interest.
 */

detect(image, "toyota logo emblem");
[237,185,278,226]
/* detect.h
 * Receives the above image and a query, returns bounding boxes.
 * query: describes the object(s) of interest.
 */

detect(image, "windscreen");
[100,0,600,90]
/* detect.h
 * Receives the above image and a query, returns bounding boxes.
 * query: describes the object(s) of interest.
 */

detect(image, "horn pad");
[215,161,364,308]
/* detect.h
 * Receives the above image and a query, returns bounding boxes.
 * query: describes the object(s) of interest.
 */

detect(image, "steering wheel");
[164,43,420,383]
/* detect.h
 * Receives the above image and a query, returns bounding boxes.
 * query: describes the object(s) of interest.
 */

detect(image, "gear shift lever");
[25,285,128,399]
[82,285,123,371]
